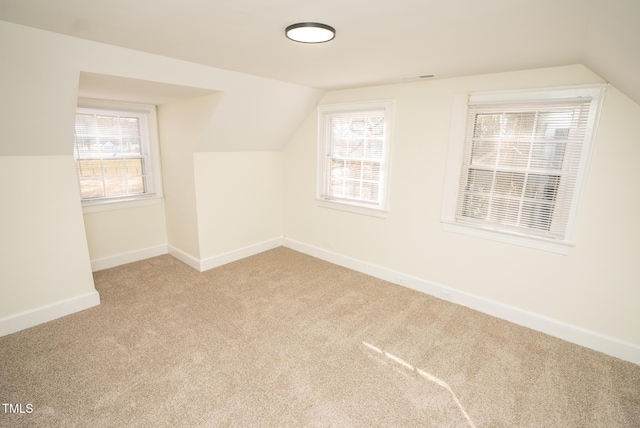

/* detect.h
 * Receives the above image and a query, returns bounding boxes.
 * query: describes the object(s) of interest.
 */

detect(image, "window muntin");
[442,85,605,253]
[74,101,161,205]
[318,101,392,214]
[457,102,589,238]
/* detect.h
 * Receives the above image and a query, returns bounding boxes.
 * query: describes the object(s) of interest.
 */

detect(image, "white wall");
[283,64,640,354]
[159,96,285,269]
[0,156,98,331]
[3,18,637,363]
[0,156,94,313]
[158,94,223,260]
[83,203,168,266]
[0,20,321,332]
[0,21,100,330]
[194,152,284,260]
[584,0,640,107]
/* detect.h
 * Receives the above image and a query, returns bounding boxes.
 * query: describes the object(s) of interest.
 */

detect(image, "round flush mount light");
[285,22,336,43]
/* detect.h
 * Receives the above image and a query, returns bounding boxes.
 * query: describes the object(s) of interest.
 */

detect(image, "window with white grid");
[441,85,605,254]
[317,101,392,217]
[74,100,162,209]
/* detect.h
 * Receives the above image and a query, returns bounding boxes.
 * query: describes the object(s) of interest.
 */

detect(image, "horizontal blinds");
[74,109,150,200]
[455,98,593,238]
[321,109,386,205]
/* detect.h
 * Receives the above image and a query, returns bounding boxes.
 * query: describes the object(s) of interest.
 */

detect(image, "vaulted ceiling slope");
[0,0,638,104]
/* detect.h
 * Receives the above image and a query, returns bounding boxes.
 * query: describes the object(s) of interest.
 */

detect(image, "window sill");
[316,199,388,218]
[441,220,573,255]
[82,195,164,214]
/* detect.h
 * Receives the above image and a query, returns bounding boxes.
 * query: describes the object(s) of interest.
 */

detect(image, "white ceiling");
[77,73,218,105]
[1,0,638,102]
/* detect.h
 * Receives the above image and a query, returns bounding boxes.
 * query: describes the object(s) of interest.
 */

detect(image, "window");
[441,85,605,254]
[317,100,393,217]
[74,99,162,211]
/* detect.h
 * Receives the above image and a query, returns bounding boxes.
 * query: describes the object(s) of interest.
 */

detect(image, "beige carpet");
[1,247,639,427]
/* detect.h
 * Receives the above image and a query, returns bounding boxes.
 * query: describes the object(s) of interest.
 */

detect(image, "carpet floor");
[1,247,639,427]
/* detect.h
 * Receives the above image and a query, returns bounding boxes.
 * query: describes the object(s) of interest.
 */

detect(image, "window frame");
[316,100,394,218]
[441,84,606,254]
[74,99,163,213]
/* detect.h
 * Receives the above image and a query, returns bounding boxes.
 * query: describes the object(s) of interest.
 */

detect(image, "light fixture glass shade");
[285,22,335,43]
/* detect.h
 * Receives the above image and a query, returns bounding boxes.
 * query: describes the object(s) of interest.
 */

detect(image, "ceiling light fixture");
[285,22,335,44]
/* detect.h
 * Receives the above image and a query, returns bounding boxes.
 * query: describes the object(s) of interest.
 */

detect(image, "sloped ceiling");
[0,0,638,103]
[77,72,218,106]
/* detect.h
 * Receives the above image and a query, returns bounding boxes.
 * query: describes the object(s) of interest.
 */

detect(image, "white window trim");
[75,98,163,213]
[441,84,606,254]
[316,100,394,218]
[81,194,164,214]
[316,198,389,218]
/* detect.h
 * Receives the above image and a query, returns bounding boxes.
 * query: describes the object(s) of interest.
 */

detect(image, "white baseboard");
[91,244,168,272]
[20,238,637,365]
[168,237,283,272]
[167,245,202,271]
[282,238,640,366]
[199,237,283,272]
[0,291,101,337]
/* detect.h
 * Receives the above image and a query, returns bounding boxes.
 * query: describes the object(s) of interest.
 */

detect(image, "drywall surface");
[194,151,284,259]
[0,156,95,317]
[0,19,320,326]
[283,64,640,347]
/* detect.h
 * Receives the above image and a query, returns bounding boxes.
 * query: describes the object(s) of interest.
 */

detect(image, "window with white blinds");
[74,100,162,209]
[442,85,605,253]
[317,101,393,216]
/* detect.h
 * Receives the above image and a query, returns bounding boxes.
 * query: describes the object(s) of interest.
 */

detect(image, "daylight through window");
[442,85,605,253]
[74,101,160,205]
[317,101,393,216]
